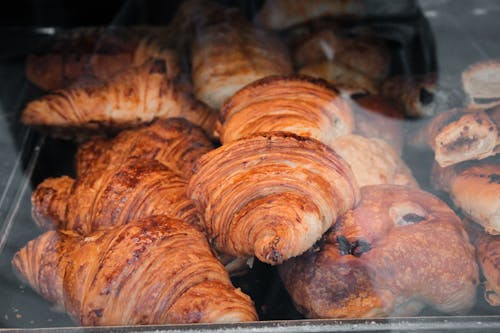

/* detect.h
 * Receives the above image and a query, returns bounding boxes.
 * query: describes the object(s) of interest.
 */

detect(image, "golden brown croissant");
[381,74,439,117]
[411,108,497,167]
[22,59,217,139]
[33,157,201,234]
[279,185,478,318]
[299,61,379,97]
[26,27,179,91]
[466,220,500,306]
[191,16,292,110]
[217,75,353,147]
[432,157,500,235]
[75,118,214,179]
[294,29,390,81]
[351,95,404,154]
[254,0,363,30]
[12,216,257,325]
[330,134,418,188]
[188,132,359,265]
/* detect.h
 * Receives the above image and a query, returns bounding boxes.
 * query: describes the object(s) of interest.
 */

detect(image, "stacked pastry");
[13,119,258,325]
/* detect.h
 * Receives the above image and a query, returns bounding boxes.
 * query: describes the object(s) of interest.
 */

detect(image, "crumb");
[4,314,8,320]
[29,320,34,325]
[15,314,21,319]
[12,308,19,313]
[47,318,53,322]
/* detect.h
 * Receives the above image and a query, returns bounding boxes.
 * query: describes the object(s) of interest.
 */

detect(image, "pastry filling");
[337,236,371,257]
[473,97,500,105]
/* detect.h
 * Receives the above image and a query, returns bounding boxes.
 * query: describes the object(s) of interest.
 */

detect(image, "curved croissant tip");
[254,233,286,265]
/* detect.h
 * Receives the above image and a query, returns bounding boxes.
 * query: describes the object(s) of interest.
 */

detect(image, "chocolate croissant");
[279,185,478,318]
[22,59,217,139]
[191,15,292,110]
[12,216,257,325]
[75,118,214,179]
[432,157,500,235]
[217,75,353,147]
[330,134,418,188]
[33,158,201,234]
[26,27,179,91]
[411,108,497,167]
[188,132,359,265]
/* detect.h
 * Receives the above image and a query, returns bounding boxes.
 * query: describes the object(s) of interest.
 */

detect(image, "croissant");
[330,134,418,188]
[432,157,500,234]
[294,29,390,81]
[75,118,214,179]
[188,132,359,265]
[191,15,292,110]
[411,108,497,167]
[279,185,478,318]
[351,95,404,154]
[26,27,179,91]
[299,61,379,97]
[217,75,353,147]
[462,60,500,110]
[12,216,257,325]
[22,59,217,139]
[381,74,438,117]
[33,157,201,234]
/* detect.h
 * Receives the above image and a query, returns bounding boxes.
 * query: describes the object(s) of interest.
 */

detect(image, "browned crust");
[188,132,359,265]
[280,185,478,318]
[12,216,258,325]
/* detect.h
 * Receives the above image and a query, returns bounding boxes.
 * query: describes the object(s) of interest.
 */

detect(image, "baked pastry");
[22,59,217,139]
[217,75,353,146]
[26,27,179,91]
[254,0,363,30]
[432,157,500,234]
[12,216,258,325]
[486,105,500,153]
[75,118,214,179]
[462,60,500,109]
[330,134,418,188]
[351,95,404,154]
[294,29,390,81]
[466,220,500,306]
[381,73,438,117]
[191,16,292,110]
[299,61,379,97]
[411,108,497,167]
[279,185,478,318]
[188,132,359,265]
[33,157,201,234]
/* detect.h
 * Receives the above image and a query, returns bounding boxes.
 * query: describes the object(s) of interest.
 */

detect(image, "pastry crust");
[22,59,217,139]
[191,17,292,110]
[12,216,258,325]
[467,221,500,306]
[218,75,353,147]
[462,60,500,109]
[279,185,478,318]
[432,158,500,234]
[299,61,379,97]
[330,135,418,188]
[26,27,179,91]
[381,74,438,117]
[254,0,363,30]
[413,108,497,167]
[188,132,359,265]
[75,118,213,179]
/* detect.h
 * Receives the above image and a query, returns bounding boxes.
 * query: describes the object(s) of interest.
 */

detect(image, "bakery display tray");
[0,0,499,331]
